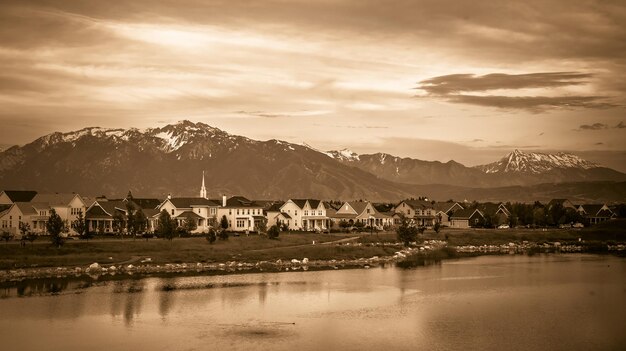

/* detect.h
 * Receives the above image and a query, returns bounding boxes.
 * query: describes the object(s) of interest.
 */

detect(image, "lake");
[1,254,624,351]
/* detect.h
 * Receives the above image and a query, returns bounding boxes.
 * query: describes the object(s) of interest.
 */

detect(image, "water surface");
[1,254,624,351]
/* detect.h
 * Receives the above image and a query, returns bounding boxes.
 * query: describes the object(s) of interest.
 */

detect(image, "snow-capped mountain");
[0,121,420,200]
[0,121,624,201]
[476,149,599,174]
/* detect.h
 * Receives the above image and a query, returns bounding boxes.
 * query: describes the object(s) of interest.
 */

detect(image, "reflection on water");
[0,254,625,351]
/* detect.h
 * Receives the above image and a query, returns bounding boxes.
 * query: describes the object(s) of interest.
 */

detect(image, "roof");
[279,212,292,219]
[267,202,285,212]
[223,196,261,208]
[580,204,612,217]
[400,199,434,210]
[168,197,220,208]
[127,198,162,209]
[14,202,37,216]
[0,204,12,217]
[451,208,484,220]
[348,201,368,215]
[174,210,204,220]
[31,193,82,207]
[290,199,308,209]
[1,190,37,203]
[433,202,462,213]
[88,200,127,218]
[30,202,51,211]
[143,208,160,218]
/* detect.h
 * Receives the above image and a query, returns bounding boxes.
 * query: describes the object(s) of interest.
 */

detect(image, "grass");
[0,232,384,269]
[1,222,624,270]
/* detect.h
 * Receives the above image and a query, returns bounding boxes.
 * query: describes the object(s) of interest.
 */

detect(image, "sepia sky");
[1,0,625,170]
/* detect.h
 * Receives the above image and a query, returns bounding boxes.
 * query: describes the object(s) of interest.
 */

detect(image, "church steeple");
[200,171,207,199]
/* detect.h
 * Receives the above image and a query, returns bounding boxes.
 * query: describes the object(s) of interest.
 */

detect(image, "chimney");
[222,195,227,207]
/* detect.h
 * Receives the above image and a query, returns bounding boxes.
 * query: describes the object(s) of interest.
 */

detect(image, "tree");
[220,215,229,231]
[256,218,267,234]
[157,210,175,241]
[396,215,418,247]
[112,211,126,236]
[433,221,441,234]
[133,208,147,237]
[1,230,13,245]
[73,211,89,240]
[353,220,365,232]
[20,222,36,246]
[338,220,351,233]
[267,225,280,239]
[46,208,65,248]
[183,217,198,235]
[126,202,137,239]
[218,229,229,241]
[206,228,217,244]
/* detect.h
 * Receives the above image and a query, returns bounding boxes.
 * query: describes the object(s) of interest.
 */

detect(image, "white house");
[331,201,392,230]
[279,199,331,231]
[157,197,220,233]
[215,196,265,232]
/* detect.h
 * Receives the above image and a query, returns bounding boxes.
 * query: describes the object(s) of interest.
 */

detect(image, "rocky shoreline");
[1,240,624,283]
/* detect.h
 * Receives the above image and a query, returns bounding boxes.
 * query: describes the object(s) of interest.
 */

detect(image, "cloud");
[578,123,608,130]
[415,72,618,111]
[417,72,592,95]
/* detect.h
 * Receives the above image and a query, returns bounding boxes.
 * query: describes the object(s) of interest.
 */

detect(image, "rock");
[108,266,117,271]
[276,259,282,264]
[127,264,135,270]
[291,259,301,264]
[89,262,101,270]
[302,258,309,264]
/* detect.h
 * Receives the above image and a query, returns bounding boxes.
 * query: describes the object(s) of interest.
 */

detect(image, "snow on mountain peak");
[478,149,599,174]
[324,148,360,161]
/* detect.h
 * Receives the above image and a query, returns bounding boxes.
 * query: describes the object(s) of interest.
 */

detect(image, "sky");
[1,0,625,170]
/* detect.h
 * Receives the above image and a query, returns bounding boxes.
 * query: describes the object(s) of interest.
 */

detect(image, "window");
[366,209,370,214]
[211,208,216,215]
[171,209,174,215]
[229,209,232,215]
[237,209,240,215]
[408,210,411,215]
[295,210,298,216]
[236,219,246,228]
[247,209,250,215]
[304,210,308,216]
[318,210,322,216]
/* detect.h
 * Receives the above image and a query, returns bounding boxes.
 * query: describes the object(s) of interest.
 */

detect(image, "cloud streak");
[415,72,618,112]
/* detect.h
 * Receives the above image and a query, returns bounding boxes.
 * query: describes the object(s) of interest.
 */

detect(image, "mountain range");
[0,120,624,202]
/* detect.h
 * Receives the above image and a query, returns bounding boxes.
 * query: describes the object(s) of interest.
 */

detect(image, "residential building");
[393,199,438,227]
[279,199,331,231]
[433,202,464,227]
[330,201,392,230]
[450,208,485,228]
[0,190,37,205]
[157,197,220,233]
[577,204,615,225]
[216,195,265,232]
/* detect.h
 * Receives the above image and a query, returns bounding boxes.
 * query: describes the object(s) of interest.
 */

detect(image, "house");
[279,199,331,231]
[216,196,265,232]
[393,199,438,227]
[157,197,220,233]
[330,201,392,230]
[450,208,485,228]
[30,193,87,232]
[547,199,577,211]
[477,202,511,226]
[577,204,615,225]
[265,202,286,227]
[433,202,464,227]
[0,190,38,205]
[0,193,87,236]
[85,200,128,233]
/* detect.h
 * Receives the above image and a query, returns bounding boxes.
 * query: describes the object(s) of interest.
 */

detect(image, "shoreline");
[2,240,624,284]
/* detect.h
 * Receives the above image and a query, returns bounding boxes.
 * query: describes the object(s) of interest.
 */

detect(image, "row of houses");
[0,175,619,236]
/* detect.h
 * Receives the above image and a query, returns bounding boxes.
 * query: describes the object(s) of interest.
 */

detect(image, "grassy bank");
[0,233,394,270]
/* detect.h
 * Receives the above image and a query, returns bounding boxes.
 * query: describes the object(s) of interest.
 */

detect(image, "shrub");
[267,225,280,240]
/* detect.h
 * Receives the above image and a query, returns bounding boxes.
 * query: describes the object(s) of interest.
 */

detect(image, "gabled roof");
[224,196,261,208]
[579,204,612,217]
[451,208,484,220]
[174,210,204,219]
[267,202,285,212]
[30,202,51,211]
[290,199,308,209]
[348,201,368,215]
[126,198,162,209]
[14,202,37,216]
[1,190,37,203]
[31,193,83,207]
[308,199,321,209]
[433,202,463,213]
[168,197,220,208]
[0,204,12,217]
[399,199,434,210]
[87,200,127,218]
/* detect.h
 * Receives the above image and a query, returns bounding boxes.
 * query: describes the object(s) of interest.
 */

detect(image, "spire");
[200,171,207,199]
